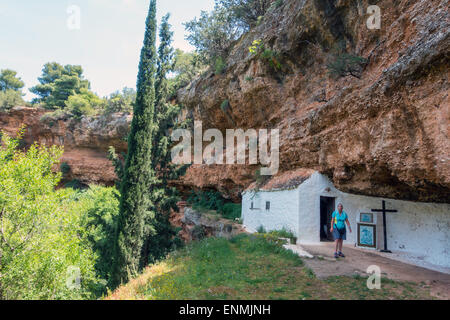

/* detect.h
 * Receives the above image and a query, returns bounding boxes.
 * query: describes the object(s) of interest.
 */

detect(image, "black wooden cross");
[372,200,397,253]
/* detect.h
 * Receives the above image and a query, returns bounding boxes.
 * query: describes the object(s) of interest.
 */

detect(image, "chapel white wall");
[242,188,299,236]
[307,172,450,267]
[243,172,450,267]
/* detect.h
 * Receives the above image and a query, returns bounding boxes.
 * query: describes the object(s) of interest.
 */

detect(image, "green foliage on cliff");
[65,88,105,118]
[169,49,206,91]
[30,62,131,118]
[184,7,239,66]
[184,1,277,68]
[216,0,275,30]
[327,53,368,79]
[104,88,136,114]
[249,39,282,71]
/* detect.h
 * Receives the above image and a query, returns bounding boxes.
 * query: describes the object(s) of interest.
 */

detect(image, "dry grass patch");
[107,234,434,300]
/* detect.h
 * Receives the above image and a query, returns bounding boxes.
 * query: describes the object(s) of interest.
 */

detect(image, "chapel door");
[320,196,335,241]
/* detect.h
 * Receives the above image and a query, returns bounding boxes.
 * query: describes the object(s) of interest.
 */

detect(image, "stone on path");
[283,244,314,259]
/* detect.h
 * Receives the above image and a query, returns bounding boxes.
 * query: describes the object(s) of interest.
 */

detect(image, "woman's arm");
[345,218,352,233]
[330,214,334,232]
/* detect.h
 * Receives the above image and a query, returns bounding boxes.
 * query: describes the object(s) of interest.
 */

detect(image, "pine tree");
[112,0,158,287]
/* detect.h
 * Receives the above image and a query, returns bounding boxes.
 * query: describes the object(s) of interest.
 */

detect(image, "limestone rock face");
[177,0,450,203]
[0,107,131,186]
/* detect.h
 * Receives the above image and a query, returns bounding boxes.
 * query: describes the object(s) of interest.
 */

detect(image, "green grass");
[108,234,434,300]
[267,227,295,239]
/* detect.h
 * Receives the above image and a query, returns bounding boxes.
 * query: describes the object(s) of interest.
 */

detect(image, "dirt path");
[300,243,450,299]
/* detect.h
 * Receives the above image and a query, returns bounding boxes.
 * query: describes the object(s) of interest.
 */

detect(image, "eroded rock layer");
[177,0,450,203]
[0,107,131,186]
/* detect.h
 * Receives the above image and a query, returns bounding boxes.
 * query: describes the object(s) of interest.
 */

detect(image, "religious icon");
[360,213,374,223]
[358,224,376,248]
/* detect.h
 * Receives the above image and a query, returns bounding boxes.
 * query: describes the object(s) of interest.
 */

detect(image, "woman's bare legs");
[338,239,343,253]
[335,239,339,253]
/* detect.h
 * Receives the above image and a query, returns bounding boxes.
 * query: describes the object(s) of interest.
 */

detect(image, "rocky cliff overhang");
[0,0,448,204]
[177,0,450,203]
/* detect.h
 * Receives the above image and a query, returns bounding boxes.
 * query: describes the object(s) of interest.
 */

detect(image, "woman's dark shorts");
[333,227,346,240]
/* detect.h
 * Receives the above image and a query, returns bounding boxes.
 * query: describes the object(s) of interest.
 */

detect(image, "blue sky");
[0,0,214,101]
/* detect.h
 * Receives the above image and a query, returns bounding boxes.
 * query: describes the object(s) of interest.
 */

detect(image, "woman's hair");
[337,203,343,208]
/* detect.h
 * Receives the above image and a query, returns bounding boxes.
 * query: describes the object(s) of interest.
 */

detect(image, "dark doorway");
[320,196,335,241]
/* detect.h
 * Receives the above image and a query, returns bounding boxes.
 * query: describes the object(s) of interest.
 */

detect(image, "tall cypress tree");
[113,0,158,286]
[139,14,185,268]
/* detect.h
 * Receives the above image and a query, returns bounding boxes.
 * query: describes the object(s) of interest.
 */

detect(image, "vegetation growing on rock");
[327,53,368,79]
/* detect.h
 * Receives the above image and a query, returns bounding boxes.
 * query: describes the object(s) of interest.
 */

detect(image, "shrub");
[60,162,71,174]
[0,90,24,111]
[0,131,99,300]
[214,56,227,75]
[192,225,206,240]
[66,94,96,118]
[169,49,207,91]
[256,225,266,233]
[64,179,86,190]
[72,186,121,294]
[256,15,264,26]
[327,53,368,79]
[187,190,241,221]
[221,203,242,220]
[187,190,225,212]
[269,227,294,239]
[40,109,71,124]
[272,0,284,10]
[249,39,282,71]
[220,99,230,112]
[103,88,135,115]
[184,8,240,67]
[215,0,275,30]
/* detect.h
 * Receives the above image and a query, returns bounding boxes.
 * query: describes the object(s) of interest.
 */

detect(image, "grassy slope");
[107,234,433,300]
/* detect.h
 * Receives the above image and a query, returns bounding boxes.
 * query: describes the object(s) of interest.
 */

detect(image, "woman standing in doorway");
[330,203,352,259]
